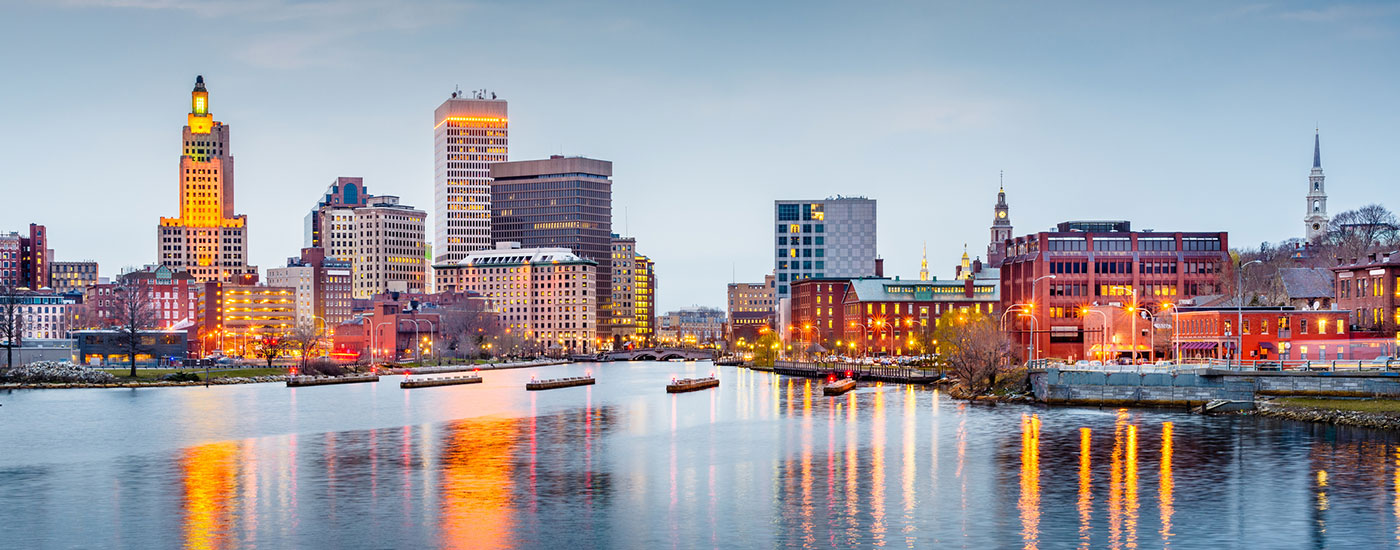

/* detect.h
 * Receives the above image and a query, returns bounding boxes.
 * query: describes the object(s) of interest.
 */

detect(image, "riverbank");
[1,375,288,390]
[387,359,571,375]
[1256,398,1400,430]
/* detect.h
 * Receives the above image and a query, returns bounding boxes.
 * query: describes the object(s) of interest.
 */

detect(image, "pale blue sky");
[2,0,1398,312]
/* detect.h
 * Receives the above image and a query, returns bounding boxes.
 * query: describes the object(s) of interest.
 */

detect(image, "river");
[2,361,1398,548]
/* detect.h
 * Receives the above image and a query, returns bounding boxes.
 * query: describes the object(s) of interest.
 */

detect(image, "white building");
[1305,131,1330,243]
[433,242,597,353]
[266,264,314,327]
[352,196,426,298]
[434,92,507,263]
[5,291,72,340]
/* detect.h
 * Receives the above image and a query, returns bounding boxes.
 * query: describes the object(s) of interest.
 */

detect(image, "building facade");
[490,156,614,341]
[1000,221,1230,361]
[195,282,296,356]
[1,224,50,290]
[657,307,726,346]
[773,197,877,300]
[727,275,775,344]
[156,76,256,282]
[434,92,507,263]
[266,264,314,328]
[610,235,637,347]
[634,253,656,343]
[1,290,72,340]
[1333,250,1400,335]
[1305,131,1330,243]
[433,243,597,353]
[789,277,1001,357]
[85,266,199,330]
[50,261,98,294]
[352,196,426,298]
[1173,307,1372,361]
[305,177,369,249]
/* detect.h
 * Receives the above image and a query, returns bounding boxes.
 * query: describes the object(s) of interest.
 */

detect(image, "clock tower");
[988,176,1012,266]
[1304,130,1329,243]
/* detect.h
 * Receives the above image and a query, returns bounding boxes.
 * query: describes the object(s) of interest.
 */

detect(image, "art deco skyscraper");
[433,91,507,263]
[157,76,255,282]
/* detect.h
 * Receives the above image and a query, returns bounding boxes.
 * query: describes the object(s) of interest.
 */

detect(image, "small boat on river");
[823,377,857,396]
[666,376,719,393]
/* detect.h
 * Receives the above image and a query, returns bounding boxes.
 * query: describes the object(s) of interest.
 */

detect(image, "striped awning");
[1181,342,1219,351]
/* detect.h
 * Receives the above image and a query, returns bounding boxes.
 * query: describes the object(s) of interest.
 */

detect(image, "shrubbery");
[2,361,118,384]
[159,372,202,382]
[301,358,345,377]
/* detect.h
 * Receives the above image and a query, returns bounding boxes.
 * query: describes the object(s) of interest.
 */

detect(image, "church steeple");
[1305,130,1329,242]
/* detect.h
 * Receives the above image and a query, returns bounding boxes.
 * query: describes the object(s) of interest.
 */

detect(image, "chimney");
[972,258,983,273]
[874,258,884,277]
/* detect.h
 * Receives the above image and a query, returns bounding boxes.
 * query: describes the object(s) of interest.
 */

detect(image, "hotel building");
[156,76,255,282]
[434,242,597,353]
[434,92,507,263]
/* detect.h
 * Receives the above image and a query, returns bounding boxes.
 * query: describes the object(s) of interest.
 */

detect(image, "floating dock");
[526,376,595,391]
[287,373,380,387]
[400,375,483,389]
[823,378,857,396]
[666,376,719,393]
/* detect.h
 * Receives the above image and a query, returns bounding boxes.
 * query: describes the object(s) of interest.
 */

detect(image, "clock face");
[998,211,1006,219]
[1312,223,1321,230]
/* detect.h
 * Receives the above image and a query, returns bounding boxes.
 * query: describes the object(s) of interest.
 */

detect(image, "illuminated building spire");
[919,241,929,281]
[188,75,212,134]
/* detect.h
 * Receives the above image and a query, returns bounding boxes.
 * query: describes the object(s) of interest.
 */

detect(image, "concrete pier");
[400,375,483,389]
[666,377,719,393]
[526,376,595,391]
[287,374,380,387]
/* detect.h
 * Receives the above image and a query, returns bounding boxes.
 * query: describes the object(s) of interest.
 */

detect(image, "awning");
[1181,342,1219,351]
[1258,342,1277,351]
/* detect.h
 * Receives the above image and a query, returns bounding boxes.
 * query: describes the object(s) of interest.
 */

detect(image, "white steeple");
[1304,130,1329,242]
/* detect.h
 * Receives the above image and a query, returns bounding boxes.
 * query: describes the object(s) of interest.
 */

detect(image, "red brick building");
[999,221,1229,361]
[791,276,1000,356]
[1172,307,1376,362]
[333,291,489,362]
[1333,250,1400,335]
[86,266,200,330]
[1,224,49,290]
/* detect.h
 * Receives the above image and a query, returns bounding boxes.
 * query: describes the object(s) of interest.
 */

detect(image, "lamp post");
[1079,307,1109,362]
[406,318,434,363]
[849,321,868,358]
[1028,275,1057,361]
[1236,259,1263,365]
[1000,304,1036,362]
[371,321,395,364]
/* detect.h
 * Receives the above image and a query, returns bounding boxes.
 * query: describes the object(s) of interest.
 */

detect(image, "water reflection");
[8,365,1400,548]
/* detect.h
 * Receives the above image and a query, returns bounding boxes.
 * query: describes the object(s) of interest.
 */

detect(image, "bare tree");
[931,310,1018,395]
[252,332,290,368]
[286,321,323,369]
[1328,203,1400,261]
[0,286,23,369]
[110,278,156,377]
[439,299,499,359]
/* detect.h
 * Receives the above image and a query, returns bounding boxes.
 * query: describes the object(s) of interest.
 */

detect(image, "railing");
[772,361,942,382]
[1038,357,1399,373]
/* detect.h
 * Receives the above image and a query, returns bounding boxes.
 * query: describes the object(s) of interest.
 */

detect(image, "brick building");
[790,276,1001,357]
[1172,307,1375,362]
[0,224,49,290]
[999,220,1229,361]
[1333,250,1400,335]
[50,261,98,294]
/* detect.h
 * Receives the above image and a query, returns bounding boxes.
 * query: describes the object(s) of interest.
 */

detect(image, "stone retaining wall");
[1030,368,1400,406]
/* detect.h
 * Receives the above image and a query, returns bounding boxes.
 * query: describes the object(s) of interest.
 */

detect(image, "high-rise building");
[0,224,49,289]
[50,261,99,294]
[490,156,613,341]
[988,182,1013,267]
[305,177,369,249]
[434,242,597,353]
[1305,131,1330,243]
[434,91,507,263]
[635,253,656,344]
[773,197,877,300]
[352,195,427,298]
[611,235,638,347]
[157,76,255,282]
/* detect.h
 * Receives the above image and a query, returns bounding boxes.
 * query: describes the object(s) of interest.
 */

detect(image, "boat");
[823,377,857,396]
[666,376,719,393]
[526,375,596,390]
[400,374,483,389]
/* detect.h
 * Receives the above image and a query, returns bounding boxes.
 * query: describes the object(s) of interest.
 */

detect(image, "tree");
[110,278,156,377]
[752,331,780,367]
[252,333,290,368]
[1328,203,1400,260]
[0,286,23,369]
[440,299,499,359]
[286,321,323,369]
[930,310,1018,395]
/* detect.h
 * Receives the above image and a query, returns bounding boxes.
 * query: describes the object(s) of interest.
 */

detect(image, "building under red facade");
[1000,220,1229,361]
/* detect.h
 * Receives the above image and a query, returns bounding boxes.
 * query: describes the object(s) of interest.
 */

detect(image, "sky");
[2,0,1399,313]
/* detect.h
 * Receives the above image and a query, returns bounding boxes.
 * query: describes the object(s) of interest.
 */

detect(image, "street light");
[1028,275,1057,361]
[849,321,868,358]
[1079,307,1109,362]
[1000,304,1037,362]
[1236,259,1263,365]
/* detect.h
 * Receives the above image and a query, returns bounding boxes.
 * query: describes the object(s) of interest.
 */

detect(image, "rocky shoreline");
[1255,400,1400,431]
[0,375,287,390]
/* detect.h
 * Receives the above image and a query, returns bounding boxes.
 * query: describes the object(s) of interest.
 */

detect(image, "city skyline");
[4,1,1400,313]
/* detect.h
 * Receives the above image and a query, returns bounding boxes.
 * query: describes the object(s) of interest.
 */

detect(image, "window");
[1316,319,1326,335]
[1336,319,1345,334]
[778,204,799,221]
[1299,318,1308,334]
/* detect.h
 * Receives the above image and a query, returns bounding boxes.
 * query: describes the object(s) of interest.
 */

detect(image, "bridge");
[602,348,716,362]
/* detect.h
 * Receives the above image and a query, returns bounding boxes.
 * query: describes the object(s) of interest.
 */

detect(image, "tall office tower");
[634,253,656,343]
[434,91,507,263]
[305,177,369,249]
[157,76,255,282]
[610,234,638,347]
[490,156,613,342]
[352,195,427,298]
[772,197,877,300]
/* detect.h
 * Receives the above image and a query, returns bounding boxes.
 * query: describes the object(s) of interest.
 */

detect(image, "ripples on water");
[4,363,1400,548]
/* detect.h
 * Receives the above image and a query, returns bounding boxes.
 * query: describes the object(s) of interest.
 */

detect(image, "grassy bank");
[1272,397,1400,414]
[99,367,288,380]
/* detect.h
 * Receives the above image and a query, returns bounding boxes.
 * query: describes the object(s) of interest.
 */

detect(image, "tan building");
[352,196,426,298]
[50,261,98,294]
[196,282,296,356]
[434,242,598,353]
[320,207,358,262]
[157,76,256,282]
[728,275,776,315]
[266,265,314,327]
[434,92,507,263]
[610,235,639,347]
